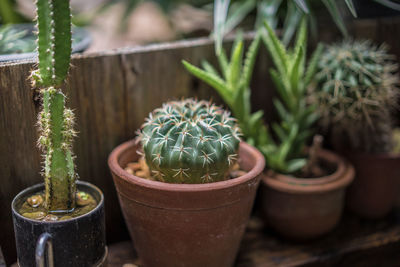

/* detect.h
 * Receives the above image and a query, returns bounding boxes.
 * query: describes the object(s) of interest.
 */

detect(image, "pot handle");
[35,233,54,267]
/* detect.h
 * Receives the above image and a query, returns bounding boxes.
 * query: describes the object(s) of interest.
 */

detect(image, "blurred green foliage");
[0,0,25,24]
[0,25,35,54]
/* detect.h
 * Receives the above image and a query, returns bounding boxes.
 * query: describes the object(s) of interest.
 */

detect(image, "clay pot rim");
[11,181,104,224]
[108,140,265,192]
[262,149,355,194]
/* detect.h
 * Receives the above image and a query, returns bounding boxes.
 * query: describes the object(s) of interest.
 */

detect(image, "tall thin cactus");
[31,0,76,212]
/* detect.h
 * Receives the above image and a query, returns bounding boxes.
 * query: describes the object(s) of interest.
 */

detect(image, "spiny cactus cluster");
[139,99,241,184]
[310,40,399,153]
[31,0,76,212]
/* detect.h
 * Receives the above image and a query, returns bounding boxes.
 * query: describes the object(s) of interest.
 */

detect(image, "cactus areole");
[31,0,76,213]
[139,99,241,184]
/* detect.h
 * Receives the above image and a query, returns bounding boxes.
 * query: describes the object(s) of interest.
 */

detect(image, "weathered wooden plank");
[105,212,400,267]
[0,61,42,266]
[68,54,129,245]
[0,36,272,265]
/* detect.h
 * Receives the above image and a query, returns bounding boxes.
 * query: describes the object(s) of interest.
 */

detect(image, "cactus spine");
[310,40,399,153]
[32,0,75,212]
[139,99,241,184]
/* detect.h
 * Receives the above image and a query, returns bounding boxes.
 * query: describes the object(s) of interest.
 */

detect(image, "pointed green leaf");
[282,2,303,46]
[240,34,261,88]
[201,60,220,77]
[290,46,304,95]
[182,60,232,105]
[263,20,289,73]
[345,0,357,17]
[286,158,307,172]
[322,0,348,37]
[227,39,244,89]
[218,48,229,78]
[255,0,282,28]
[214,0,231,55]
[224,0,256,34]
[272,122,287,142]
[293,0,309,14]
[249,110,264,132]
[270,69,294,112]
[304,43,324,85]
[273,99,289,121]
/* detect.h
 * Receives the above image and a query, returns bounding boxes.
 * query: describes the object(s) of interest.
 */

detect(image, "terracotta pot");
[261,149,354,240]
[108,140,265,267]
[345,153,400,219]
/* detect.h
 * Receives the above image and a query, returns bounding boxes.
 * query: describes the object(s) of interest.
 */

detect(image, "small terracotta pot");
[345,153,400,219]
[261,149,354,240]
[108,140,265,267]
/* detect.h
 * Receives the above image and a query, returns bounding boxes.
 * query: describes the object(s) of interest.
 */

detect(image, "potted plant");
[184,19,354,240]
[108,99,265,267]
[309,39,400,219]
[253,20,355,240]
[11,1,106,266]
[183,33,270,151]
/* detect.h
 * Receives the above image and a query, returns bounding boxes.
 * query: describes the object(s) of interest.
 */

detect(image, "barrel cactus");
[139,99,241,184]
[309,40,399,153]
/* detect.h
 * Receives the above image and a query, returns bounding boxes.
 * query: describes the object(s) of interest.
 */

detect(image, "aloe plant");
[260,19,323,173]
[139,99,241,183]
[184,20,322,174]
[183,34,270,150]
[31,0,76,212]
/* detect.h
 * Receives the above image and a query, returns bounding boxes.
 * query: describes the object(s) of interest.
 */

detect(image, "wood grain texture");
[1,17,400,264]
[105,212,400,267]
[0,36,273,265]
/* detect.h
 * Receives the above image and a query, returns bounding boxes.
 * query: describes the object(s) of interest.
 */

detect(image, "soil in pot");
[124,156,247,181]
[261,148,355,240]
[17,190,97,221]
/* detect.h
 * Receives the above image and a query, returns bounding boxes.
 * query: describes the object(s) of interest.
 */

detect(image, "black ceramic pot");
[12,181,107,267]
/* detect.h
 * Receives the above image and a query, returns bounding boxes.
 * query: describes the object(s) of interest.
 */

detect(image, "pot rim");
[108,140,265,192]
[271,148,346,185]
[262,149,355,194]
[11,181,104,224]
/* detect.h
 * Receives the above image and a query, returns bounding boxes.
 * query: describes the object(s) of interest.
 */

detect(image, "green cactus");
[309,40,399,153]
[32,0,75,212]
[139,99,241,184]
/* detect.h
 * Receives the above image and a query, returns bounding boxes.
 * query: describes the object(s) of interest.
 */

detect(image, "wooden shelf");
[107,210,400,267]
